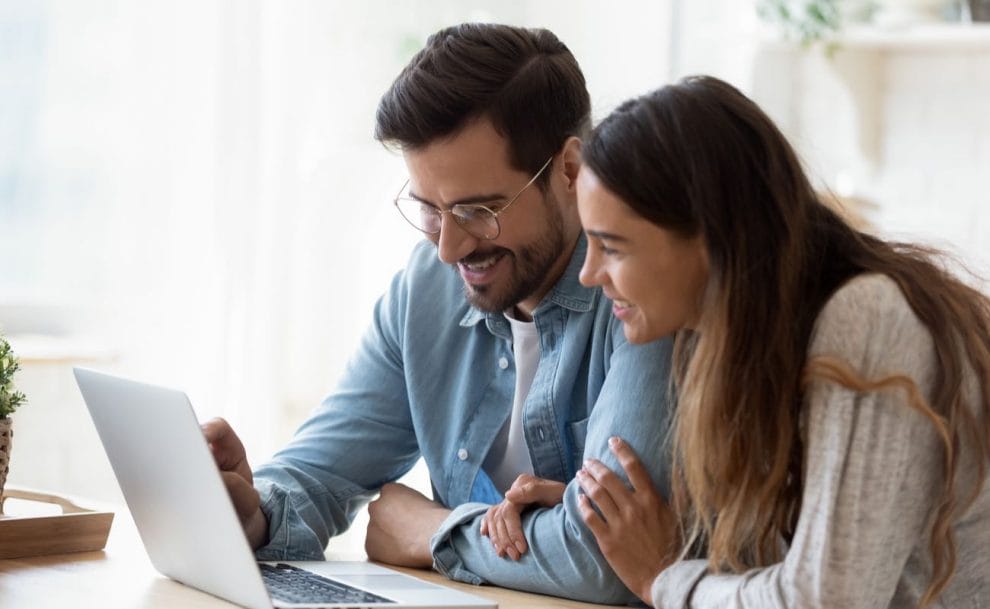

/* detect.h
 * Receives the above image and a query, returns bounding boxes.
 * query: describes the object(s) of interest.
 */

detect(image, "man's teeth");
[463,255,500,271]
[614,299,632,308]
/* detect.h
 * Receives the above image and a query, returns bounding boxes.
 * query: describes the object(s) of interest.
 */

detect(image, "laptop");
[74,367,497,609]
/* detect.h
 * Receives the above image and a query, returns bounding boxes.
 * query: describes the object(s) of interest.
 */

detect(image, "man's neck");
[513,233,581,322]
[506,305,534,322]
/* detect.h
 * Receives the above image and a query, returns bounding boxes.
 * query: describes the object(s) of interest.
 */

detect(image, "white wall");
[673,0,990,281]
[750,39,990,280]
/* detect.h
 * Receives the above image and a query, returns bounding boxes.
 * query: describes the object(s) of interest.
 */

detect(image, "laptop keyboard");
[260,563,397,605]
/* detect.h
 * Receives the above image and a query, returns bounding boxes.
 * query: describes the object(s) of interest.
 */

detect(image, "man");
[203,23,673,604]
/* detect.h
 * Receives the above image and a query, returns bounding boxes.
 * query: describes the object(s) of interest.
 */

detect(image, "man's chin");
[453,252,550,314]
[463,282,520,313]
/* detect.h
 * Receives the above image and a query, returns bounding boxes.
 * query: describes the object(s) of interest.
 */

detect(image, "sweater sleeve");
[651,274,944,609]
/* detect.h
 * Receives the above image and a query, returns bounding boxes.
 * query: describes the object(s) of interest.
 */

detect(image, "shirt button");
[457,448,469,461]
[498,357,509,369]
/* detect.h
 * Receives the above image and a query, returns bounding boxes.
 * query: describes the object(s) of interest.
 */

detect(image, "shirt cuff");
[253,478,326,561]
[429,502,490,585]
[652,559,709,609]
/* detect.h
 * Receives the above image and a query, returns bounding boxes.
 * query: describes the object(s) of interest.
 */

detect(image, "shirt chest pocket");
[566,416,590,475]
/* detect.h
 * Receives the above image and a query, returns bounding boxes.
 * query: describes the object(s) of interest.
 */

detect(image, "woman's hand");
[577,437,680,605]
[479,474,566,560]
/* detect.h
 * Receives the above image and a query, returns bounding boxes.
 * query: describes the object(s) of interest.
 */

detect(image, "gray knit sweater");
[652,274,990,608]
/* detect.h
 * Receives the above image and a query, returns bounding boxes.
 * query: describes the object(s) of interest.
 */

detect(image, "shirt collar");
[459,233,595,328]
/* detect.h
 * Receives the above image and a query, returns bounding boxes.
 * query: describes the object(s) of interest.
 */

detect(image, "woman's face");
[577,167,709,344]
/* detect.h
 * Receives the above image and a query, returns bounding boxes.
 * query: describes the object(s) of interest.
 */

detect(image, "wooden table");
[0,503,613,609]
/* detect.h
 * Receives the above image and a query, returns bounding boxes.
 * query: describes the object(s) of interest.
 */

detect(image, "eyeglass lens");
[395,198,500,239]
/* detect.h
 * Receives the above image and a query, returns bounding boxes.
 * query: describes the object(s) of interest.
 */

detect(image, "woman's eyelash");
[596,242,618,255]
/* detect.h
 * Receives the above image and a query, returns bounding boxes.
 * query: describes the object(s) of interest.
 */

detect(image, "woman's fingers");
[501,504,527,557]
[504,474,566,507]
[479,506,492,537]
[578,493,607,537]
[576,445,679,607]
[585,458,634,501]
[581,438,663,521]
[504,474,538,503]
[609,437,653,495]
[480,501,530,559]
[494,511,520,560]
[577,464,621,521]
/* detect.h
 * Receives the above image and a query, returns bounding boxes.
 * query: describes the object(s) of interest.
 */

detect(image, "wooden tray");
[0,488,114,559]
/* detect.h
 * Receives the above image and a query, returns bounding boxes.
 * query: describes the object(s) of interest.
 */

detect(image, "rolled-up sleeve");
[429,336,676,604]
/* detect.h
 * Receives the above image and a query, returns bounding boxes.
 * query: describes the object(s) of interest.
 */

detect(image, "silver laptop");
[74,367,497,609]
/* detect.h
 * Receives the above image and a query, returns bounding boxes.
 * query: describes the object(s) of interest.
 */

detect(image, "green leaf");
[0,335,26,418]
[757,0,842,49]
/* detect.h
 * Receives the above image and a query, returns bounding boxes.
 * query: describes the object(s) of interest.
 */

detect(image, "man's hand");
[577,437,679,605]
[479,474,565,560]
[365,483,450,568]
[201,417,268,549]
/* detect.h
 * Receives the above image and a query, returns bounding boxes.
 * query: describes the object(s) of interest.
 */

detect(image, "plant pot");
[970,0,990,21]
[0,417,11,513]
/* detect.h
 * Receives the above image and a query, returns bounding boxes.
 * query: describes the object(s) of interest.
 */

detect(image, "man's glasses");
[393,156,553,241]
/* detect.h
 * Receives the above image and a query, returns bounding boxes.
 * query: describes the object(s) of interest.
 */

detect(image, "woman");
[480,76,990,608]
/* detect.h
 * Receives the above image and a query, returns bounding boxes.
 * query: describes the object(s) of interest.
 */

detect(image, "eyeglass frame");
[393,155,554,241]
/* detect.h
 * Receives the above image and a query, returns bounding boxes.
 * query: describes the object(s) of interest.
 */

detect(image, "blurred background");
[2,0,988,553]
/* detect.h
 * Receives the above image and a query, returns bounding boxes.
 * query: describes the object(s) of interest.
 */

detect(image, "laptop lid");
[74,367,496,609]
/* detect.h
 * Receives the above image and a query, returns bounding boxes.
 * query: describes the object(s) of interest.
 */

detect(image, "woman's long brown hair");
[583,76,990,607]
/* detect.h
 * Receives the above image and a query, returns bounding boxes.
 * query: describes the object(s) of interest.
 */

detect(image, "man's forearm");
[431,487,638,605]
[366,483,451,568]
[430,335,675,605]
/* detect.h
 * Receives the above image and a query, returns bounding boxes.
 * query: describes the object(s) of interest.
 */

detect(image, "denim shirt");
[253,235,674,605]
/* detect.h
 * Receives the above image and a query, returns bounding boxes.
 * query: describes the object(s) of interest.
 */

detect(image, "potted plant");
[757,0,844,48]
[757,0,879,49]
[0,334,27,510]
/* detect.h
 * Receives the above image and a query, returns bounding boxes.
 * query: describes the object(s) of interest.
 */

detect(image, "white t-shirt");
[482,313,539,493]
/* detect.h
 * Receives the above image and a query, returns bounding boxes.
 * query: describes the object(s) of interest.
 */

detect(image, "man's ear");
[558,136,582,192]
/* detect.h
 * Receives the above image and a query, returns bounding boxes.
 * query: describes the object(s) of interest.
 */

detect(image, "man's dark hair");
[375,23,591,182]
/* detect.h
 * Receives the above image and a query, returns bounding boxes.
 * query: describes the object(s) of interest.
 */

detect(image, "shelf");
[755,20,989,172]
[838,22,990,49]
[760,23,990,52]
[7,334,116,366]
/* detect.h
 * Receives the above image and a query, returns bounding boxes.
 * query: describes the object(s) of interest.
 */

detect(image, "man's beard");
[459,194,567,313]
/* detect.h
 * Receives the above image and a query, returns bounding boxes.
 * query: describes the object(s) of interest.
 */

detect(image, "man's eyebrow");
[585,229,629,243]
[407,190,509,208]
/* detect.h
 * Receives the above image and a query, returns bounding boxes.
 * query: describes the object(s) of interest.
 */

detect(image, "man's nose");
[436,214,478,265]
